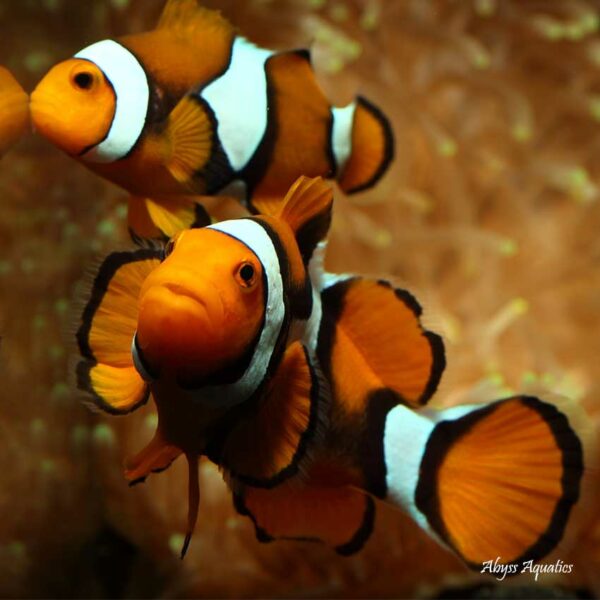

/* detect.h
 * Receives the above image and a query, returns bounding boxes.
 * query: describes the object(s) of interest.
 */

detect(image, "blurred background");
[1,0,599,597]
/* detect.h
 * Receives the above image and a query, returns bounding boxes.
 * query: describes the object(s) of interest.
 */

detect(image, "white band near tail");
[331,103,356,174]
[383,405,437,535]
[194,219,285,407]
[201,37,273,172]
[75,40,149,163]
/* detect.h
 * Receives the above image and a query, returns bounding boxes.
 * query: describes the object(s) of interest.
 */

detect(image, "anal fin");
[236,462,375,554]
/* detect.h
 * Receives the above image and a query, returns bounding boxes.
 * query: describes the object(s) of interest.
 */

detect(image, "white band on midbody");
[201,37,273,172]
[331,103,356,174]
[75,40,149,163]
[190,219,285,408]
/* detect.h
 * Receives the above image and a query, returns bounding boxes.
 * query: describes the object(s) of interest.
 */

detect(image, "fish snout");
[136,278,225,379]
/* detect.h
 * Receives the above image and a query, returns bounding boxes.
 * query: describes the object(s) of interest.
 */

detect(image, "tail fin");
[383,395,593,571]
[333,96,394,195]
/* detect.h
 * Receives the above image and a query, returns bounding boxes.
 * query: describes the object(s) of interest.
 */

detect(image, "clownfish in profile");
[77,176,594,568]
[31,0,394,237]
[0,67,29,157]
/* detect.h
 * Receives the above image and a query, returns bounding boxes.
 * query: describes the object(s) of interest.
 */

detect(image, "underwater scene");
[1,0,600,598]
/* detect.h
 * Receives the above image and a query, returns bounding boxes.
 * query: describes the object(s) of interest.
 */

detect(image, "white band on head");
[201,38,273,172]
[331,103,356,174]
[75,39,149,163]
[192,219,285,408]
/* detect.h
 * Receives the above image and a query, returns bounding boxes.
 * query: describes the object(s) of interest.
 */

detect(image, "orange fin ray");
[253,177,334,263]
[235,462,375,554]
[165,95,214,187]
[384,395,589,570]
[124,429,182,484]
[319,278,445,413]
[216,341,325,487]
[157,0,233,38]
[129,195,212,239]
[77,249,162,414]
[338,96,394,194]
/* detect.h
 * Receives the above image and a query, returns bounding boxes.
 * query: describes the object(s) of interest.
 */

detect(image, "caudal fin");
[383,395,592,571]
[332,96,394,195]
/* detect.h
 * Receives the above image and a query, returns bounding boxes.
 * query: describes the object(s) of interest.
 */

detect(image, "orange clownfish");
[31,0,394,237]
[77,177,593,567]
[0,67,29,157]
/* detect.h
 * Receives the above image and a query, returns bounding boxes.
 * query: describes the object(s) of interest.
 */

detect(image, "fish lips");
[136,283,222,377]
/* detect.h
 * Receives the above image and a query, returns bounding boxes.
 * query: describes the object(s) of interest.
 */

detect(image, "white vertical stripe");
[201,37,273,172]
[383,403,490,545]
[331,103,356,174]
[190,219,285,407]
[75,40,149,163]
[384,405,437,535]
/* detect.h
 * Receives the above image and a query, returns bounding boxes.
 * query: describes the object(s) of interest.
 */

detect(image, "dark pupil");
[74,72,93,90]
[240,264,254,282]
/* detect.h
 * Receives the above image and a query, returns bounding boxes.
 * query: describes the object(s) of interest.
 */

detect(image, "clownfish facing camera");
[31,0,394,238]
[77,177,594,568]
[0,67,29,157]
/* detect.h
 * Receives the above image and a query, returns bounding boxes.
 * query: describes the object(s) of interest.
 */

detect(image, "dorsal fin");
[157,0,233,37]
[270,176,333,263]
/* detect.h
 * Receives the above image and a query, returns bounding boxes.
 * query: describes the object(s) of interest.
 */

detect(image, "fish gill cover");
[0,0,599,598]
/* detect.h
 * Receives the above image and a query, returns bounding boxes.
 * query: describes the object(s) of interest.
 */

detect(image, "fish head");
[30,58,115,156]
[135,228,266,387]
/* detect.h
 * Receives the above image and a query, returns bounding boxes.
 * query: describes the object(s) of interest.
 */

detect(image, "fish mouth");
[159,282,208,308]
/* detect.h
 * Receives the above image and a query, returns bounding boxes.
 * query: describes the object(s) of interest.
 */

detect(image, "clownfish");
[31,0,394,238]
[0,67,29,157]
[77,176,594,567]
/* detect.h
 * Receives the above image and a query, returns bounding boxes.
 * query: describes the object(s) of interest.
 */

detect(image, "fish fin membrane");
[124,428,182,483]
[338,96,394,195]
[319,278,445,411]
[235,467,375,554]
[157,0,233,37]
[0,66,30,156]
[218,342,324,487]
[165,95,214,187]
[278,176,334,263]
[129,195,210,239]
[415,395,585,569]
[77,249,161,414]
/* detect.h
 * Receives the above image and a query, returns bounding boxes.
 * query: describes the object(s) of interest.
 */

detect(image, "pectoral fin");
[77,249,161,414]
[216,342,325,487]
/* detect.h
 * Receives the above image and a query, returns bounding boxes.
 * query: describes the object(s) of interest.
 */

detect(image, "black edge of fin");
[415,396,584,572]
[344,95,395,195]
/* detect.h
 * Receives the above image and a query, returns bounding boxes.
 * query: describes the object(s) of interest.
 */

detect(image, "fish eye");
[72,71,94,91]
[235,262,257,288]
